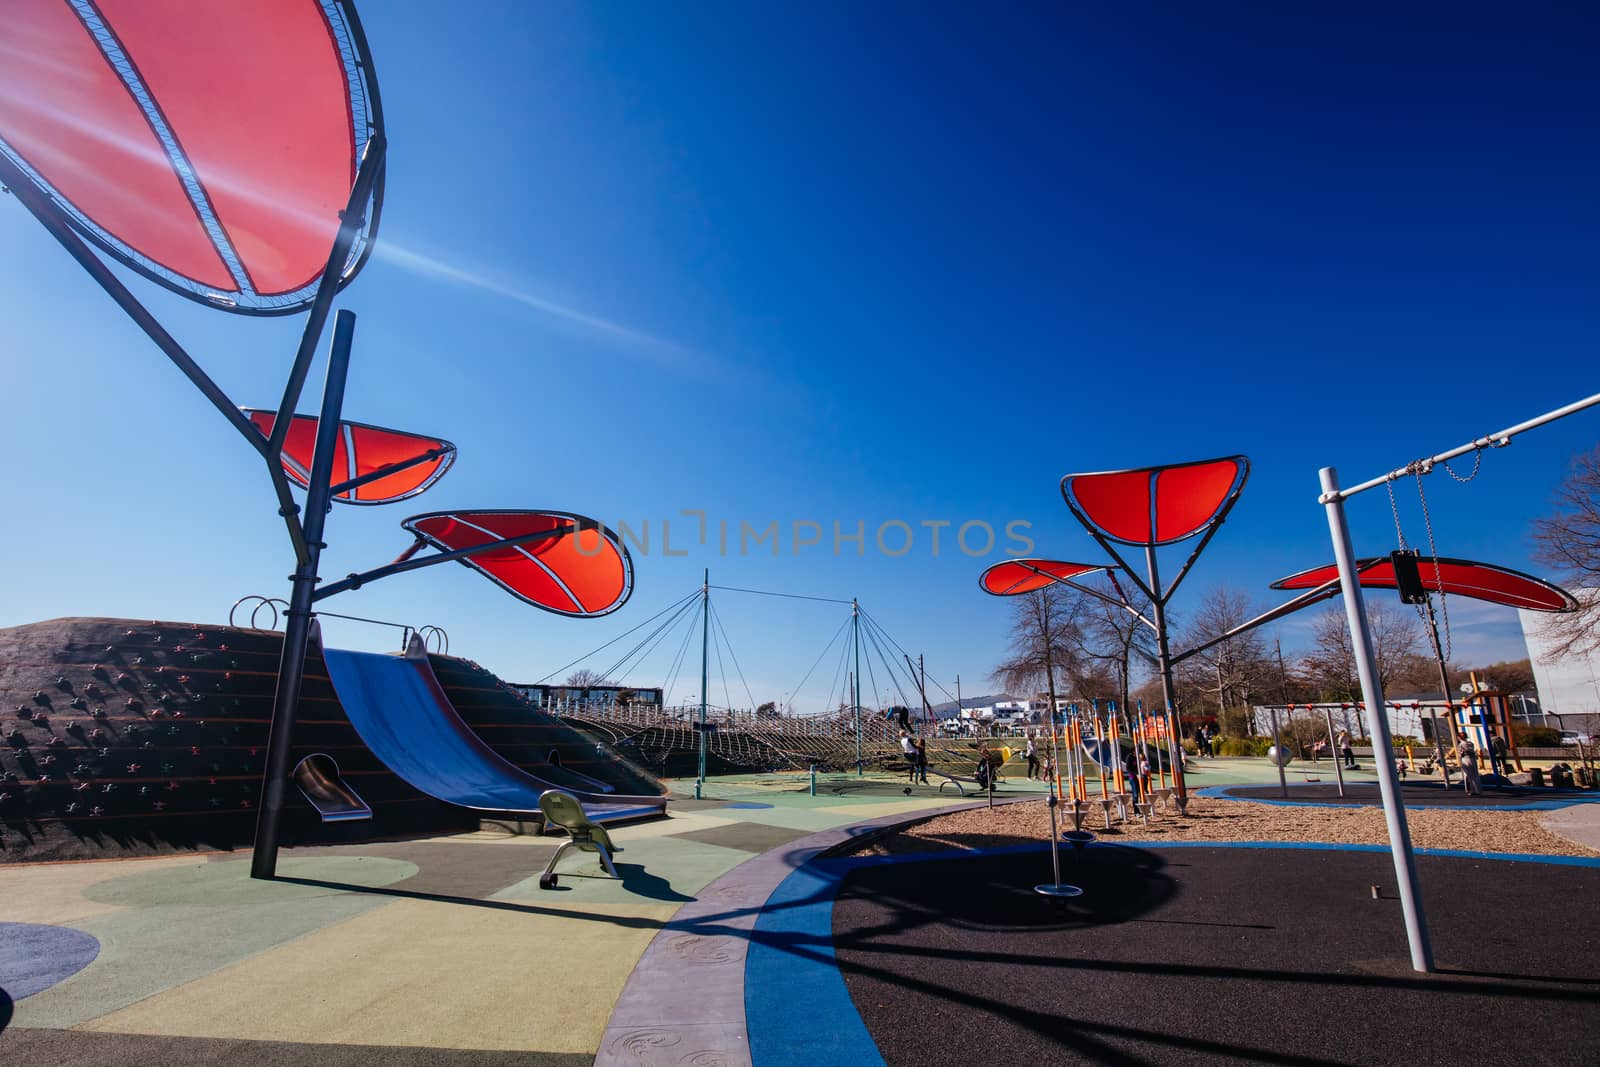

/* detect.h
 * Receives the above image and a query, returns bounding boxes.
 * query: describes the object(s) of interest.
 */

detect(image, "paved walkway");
[1542,799,1600,851]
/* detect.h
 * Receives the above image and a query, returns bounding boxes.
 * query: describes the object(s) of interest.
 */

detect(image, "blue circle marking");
[0,922,100,1000]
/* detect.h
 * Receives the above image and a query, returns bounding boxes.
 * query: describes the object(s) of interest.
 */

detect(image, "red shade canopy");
[980,559,1104,597]
[245,410,455,505]
[0,0,382,314]
[402,511,634,618]
[1062,456,1249,547]
[1271,557,1577,613]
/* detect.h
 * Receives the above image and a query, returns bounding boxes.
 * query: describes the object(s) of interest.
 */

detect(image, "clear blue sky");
[3,1,1597,709]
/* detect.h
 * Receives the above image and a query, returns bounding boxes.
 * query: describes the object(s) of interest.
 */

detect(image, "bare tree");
[1531,447,1600,658]
[1176,587,1274,732]
[1068,577,1155,714]
[564,668,612,688]
[991,584,1087,708]
[1298,602,1426,699]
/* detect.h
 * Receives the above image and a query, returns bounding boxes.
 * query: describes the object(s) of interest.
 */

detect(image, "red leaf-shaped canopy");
[980,559,1104,597]
[0,0,382,314]
[1062,456,1248,546]
[403,511,634,618]
[246,411,455,505]
[1271,557,1577,613]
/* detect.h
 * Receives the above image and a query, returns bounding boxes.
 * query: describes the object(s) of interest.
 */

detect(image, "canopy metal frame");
[1,82,626,879]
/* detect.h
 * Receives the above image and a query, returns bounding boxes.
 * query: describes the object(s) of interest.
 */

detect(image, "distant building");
[1520,605,1600,735]
[509,683,663,712]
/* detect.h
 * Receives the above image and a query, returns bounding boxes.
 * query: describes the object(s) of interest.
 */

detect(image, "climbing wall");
[0,617,661,863]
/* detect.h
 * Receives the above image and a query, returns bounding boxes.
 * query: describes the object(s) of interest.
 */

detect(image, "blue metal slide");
[320,641,666,825]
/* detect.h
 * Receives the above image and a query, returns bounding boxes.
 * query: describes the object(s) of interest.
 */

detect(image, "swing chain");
[1385,475,1409,551]
[1441,444,1485,484]
[1412,466,1453,661]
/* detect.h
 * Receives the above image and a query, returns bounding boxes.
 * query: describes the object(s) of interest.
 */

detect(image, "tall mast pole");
[853,598,863,775]
[698,568,709,796]
[920,655,928,733]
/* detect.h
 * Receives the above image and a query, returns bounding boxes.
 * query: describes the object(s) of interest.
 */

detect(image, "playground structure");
[0,0,658,878]
[1314,391,1600,972]
[0,616,666,863]
[320,634,665,829]
[978,427,1591,957]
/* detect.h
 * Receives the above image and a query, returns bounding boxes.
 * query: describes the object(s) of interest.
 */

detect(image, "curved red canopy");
[402,511,634,618]
[980,559,1104,597]
[1271,557,1577,613]
[0,0,382,314]
[1062,456,1249,547]
[246,411,455,505]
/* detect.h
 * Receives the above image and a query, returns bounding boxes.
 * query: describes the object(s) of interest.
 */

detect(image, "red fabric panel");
[406,512,630,617]
[345,424,453,503]
[980,559,1101,596]
[0,0,232,288]
[1271,559,1575,612]
[96,0,355,296]
[247,411,454,504]
[1068,470,1153,544]
[1154,459,1243,542]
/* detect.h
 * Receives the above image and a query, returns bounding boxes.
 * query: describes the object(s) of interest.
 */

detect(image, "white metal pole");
[1321,466,1434,972]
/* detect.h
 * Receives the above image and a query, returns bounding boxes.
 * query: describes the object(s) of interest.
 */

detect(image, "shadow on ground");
[833,846,1600,1066]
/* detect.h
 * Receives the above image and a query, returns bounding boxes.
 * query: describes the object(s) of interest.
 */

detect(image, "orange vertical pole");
[1110,715,1124,793]
[1157,717,1170,790]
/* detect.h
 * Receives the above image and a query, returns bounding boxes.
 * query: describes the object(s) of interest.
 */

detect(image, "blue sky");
[3,1,1597,710]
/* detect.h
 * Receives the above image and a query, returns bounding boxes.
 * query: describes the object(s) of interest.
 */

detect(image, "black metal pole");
[1420,597,1471,773]
[251,310,357,879]
[1145,546,1186,805]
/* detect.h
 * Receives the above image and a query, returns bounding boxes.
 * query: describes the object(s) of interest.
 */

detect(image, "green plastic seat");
[537,789,622,889]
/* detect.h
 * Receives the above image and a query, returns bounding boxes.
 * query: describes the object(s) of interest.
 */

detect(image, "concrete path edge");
[592,799,996,1067]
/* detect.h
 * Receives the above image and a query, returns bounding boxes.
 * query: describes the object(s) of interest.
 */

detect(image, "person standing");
[900,730,917,782]
[1122,745,1143,802]
[1339,731,1357,770]
[1457,732,1482,796]
[1025,732,1040,780]
[913,737,930,785]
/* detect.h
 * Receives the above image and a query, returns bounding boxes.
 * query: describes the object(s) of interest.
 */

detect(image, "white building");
[1520,604,1600,736]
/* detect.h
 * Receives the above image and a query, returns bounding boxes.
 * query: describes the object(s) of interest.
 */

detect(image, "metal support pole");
[697,569,709,797]
[1146,547,1187,807]
[251,310,357,879]
[1325,707,1346,797]
[1321,466,1433,972]
[1270,708,1288,798]
[853,599,863,776]
[1429,709,1454,787]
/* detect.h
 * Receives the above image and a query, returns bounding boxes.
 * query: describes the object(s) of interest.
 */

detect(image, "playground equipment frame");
[1317,389,1600,973]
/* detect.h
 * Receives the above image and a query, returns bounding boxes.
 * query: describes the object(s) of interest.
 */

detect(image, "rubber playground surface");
[830,846,1600,1066]
[1,762,1596,1065]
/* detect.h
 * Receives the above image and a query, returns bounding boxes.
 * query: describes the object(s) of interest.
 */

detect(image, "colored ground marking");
[0,922,100,1000]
